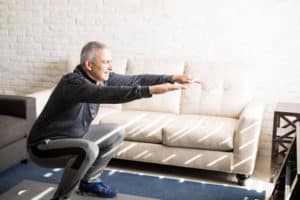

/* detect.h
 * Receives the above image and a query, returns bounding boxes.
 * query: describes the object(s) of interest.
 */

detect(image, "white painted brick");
[32,0,49,7]
[0,29,8,36]
[68,0,86,8]
[0,2,8,11]
[1,0,300,157]
[49,0,68,8]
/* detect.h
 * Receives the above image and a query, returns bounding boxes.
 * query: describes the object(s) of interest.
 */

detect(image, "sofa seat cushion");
[100,110,176,144]
[0,115,27,147]
[163,114,237,151]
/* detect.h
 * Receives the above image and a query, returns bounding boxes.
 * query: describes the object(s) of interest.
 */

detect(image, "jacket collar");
[74,64,97,84]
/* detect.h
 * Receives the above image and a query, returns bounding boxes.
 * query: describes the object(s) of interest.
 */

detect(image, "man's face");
[86,48,112,82]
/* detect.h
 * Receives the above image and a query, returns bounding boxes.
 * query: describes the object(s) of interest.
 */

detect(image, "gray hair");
[80,41,107,65]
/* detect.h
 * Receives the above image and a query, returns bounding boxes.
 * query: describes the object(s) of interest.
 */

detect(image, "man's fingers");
[178,84,187,89]
[181,75,202,84]
[171,83,186,90]
[190,78,203,84]
[173,74,203,85]
[151,83,188,95]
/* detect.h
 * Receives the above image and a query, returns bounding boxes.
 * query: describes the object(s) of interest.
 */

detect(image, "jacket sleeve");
[105,72,174,86]
[61,74,152,104]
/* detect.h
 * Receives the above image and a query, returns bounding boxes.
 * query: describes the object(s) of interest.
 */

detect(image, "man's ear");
[84,60,93,71]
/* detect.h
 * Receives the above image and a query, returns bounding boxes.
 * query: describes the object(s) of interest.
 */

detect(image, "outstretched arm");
[61,74,186,104]
[171,74,203,84]
[149,83,186,94]
[106,72,202,86]
[105,72,174,86]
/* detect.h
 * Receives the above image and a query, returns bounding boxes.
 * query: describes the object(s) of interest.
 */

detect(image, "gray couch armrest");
[0,95,36,121]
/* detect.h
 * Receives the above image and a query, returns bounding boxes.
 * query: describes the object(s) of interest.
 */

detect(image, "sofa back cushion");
[123,58,185,114]
[180,61,254,118]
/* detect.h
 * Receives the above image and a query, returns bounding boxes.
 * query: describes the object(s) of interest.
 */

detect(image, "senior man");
[27,41,201,200]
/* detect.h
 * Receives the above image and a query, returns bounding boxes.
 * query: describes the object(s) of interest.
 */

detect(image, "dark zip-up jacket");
[27,64,173,145]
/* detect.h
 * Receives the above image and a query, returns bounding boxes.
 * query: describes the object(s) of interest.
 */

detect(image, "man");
[27,41,200,200]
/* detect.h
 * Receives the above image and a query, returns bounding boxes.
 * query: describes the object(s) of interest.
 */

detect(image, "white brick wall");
[1,0,300,157]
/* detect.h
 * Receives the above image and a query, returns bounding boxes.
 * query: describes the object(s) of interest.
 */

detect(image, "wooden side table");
[270,102,300,182]
[271,123,300,200]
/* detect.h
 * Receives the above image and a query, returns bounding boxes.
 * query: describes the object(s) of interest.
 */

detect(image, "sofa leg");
[236,174,250,186]
[21,159,28,164]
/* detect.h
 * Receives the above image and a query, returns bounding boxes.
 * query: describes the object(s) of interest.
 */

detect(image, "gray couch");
[0,95,36,172]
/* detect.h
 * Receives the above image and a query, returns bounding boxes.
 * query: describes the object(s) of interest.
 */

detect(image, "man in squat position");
[27,41,200,200]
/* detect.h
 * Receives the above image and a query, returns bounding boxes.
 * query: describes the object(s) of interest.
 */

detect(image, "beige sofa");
[28,57,264,185]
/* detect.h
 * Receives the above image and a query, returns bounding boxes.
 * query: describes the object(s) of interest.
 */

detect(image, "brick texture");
[1,0,300,156]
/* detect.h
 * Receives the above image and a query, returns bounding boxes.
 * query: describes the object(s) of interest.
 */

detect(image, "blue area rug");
[0,162,265,200]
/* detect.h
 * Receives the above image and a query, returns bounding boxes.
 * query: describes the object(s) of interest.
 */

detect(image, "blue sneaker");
[78,181,118,198]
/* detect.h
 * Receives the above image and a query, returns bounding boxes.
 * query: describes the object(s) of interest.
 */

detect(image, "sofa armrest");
[0,95,36,121]
[26,88,53,117]
[232,100,265,175]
